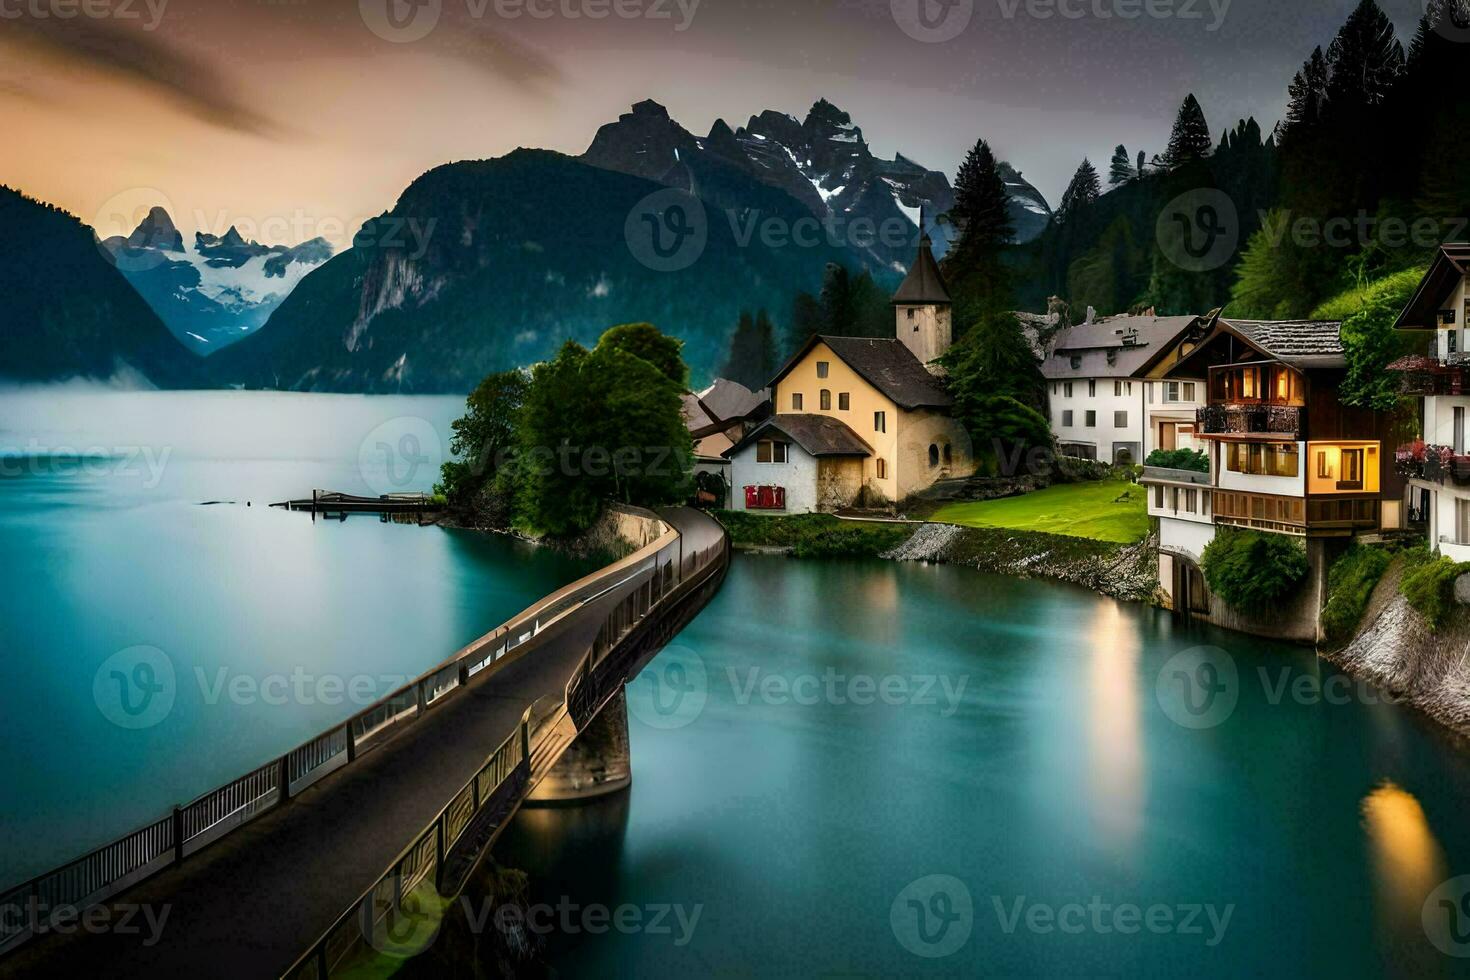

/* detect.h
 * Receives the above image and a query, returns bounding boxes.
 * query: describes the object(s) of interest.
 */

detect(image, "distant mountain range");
[99,209,332,354]
[0,186,202,387]
[5,98,1052,392]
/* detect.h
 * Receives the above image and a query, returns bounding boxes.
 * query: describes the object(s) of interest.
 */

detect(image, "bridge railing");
[0,510,681,961]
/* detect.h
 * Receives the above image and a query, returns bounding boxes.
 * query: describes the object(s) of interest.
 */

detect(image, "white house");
[1039,314,1208,465]
[1390,243,1470,560]
[725,414,874,514]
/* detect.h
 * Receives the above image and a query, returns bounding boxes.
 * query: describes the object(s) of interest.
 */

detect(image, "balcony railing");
[1388,355,1470,396]
[1197,404,1302,437]
[1396,444,1470,484]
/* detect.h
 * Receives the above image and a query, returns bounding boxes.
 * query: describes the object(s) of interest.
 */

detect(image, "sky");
[0,0,1435,251]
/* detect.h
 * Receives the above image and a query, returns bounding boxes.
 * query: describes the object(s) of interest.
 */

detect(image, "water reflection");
[1087,602,1145,855]
[1361,781,1447,936]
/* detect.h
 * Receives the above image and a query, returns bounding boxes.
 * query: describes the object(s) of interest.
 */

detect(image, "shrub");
[1320,545,1392,646]
[1399,553,1470,631]
[1201,528,1310,610]
[714,512,912,559]
[1144,448,1209,473]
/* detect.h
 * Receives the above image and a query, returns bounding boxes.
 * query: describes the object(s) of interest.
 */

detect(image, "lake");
[491,556,1470,978]
[0,387,598,888]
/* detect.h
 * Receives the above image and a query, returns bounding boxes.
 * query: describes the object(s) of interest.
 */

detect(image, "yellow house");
[725,234,975,512]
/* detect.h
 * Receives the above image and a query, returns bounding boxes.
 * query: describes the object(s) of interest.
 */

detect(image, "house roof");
[768,335,951,410]
[1395,243,1470,330]
[724,414,874,459]
[1165,316,1346,376]
[1220,318,1345,369]
[696,378,767,425]
[891,234,952,306]
[1039,314,1202,380]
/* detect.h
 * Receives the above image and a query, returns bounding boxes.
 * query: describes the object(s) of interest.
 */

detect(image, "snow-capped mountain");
[99,208,332,354]
[582,99,1051,272]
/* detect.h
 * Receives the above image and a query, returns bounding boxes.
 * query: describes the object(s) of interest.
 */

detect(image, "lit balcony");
[1196,404,1302,439]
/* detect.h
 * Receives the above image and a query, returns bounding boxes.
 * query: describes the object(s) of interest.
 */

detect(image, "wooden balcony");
[1197,404,1302,439]
[1212,490,1378,536]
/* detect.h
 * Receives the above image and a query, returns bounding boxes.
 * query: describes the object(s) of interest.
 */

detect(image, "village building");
[1039,313,1208,464]
[682,378,770,507]
[1389,243,1470,560]
[724,234,974,513]
[1143,315,1405,639]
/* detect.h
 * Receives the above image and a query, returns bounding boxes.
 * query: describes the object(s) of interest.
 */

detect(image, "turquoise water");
[494,556,1470,978]
[0,389,596,888]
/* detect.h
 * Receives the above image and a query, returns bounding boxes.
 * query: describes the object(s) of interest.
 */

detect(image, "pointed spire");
[892,231,951,306]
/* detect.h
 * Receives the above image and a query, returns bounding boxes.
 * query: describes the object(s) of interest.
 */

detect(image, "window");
[929,444,940,467]
[755,440,788,464]
[1062,410,1074,427]
[1454,331,1462,356]
[791,392,803,410]
[817,361,830,379]
[1114,381,1123,397]
[1339,448,1364,490]
[1088,380,1097,397]
[1316,451,1331,479]
[838,392,850,411]
[1226,442,1300,477]
[1114,411,1128,428]
[1085,411,1097,427]
[1183,489,1197,512]
[1052,383,1059,396]
[874,411,887,433]
[944,444,953,466]
[1070,355,1082,371]
[1148,383,1155,404]
[1456,407,1466,456]
[906,309,915,321]
[1170,487,1179,511]
[820,389,832,411]
[1154,485,1164,508]
[1184,382,1196,401]
[876,458,887,480]
[1064,382,1074,398]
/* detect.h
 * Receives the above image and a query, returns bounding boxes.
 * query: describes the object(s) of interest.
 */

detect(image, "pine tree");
[1107,145,1135,186]
[722,311,761,389]
[949,137,1014,251]
[1323,0,1405,114]
[752,309,777,386]
[1137,150,1148,177]
[1056,159,1101,224]
[1162,94,1213,170]
[1283,47,1329,138]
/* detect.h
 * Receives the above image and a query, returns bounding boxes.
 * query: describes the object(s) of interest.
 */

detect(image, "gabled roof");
[1166,317,1346,376]
[891,234,952,306]
[1395,243,1470,330]
[768,335,952,410]
[723,414,873,459]
[696,378,767,425]
[1039,314,1202,380]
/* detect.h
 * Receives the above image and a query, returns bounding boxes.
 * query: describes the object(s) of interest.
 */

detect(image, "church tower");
[892,231,953,374]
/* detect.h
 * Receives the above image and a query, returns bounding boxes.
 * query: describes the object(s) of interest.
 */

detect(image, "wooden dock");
[270,490,443,520]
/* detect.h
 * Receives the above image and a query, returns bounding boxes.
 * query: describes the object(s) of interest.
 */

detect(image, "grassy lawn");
[928,481,1149,544]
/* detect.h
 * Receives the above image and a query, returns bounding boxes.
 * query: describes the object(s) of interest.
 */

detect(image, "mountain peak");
[805,98,852,129]
[629,99,670,119]
[221,226,246,247]
[126,206,184,252]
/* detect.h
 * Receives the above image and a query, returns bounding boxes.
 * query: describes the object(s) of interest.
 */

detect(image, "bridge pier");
[526,689,632,805]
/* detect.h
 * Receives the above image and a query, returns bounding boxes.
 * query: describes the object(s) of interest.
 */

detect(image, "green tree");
[598,322,688,387]
[1228,211,1320,319]
[1162,94,1213,170]
[1338,269,1424,411]
[941,310,1047,415]
[437,369,530,511]
[722,309,779,389]
[1107,145,1135,187]
[1057,159,1101,224]
[944,138,1016,324]
[1323,0,1404,115]
[1201,528,1310,610]
[1282,46,1329,140]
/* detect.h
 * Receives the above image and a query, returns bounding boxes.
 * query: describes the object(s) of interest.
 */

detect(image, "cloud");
[3,15,281,137]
